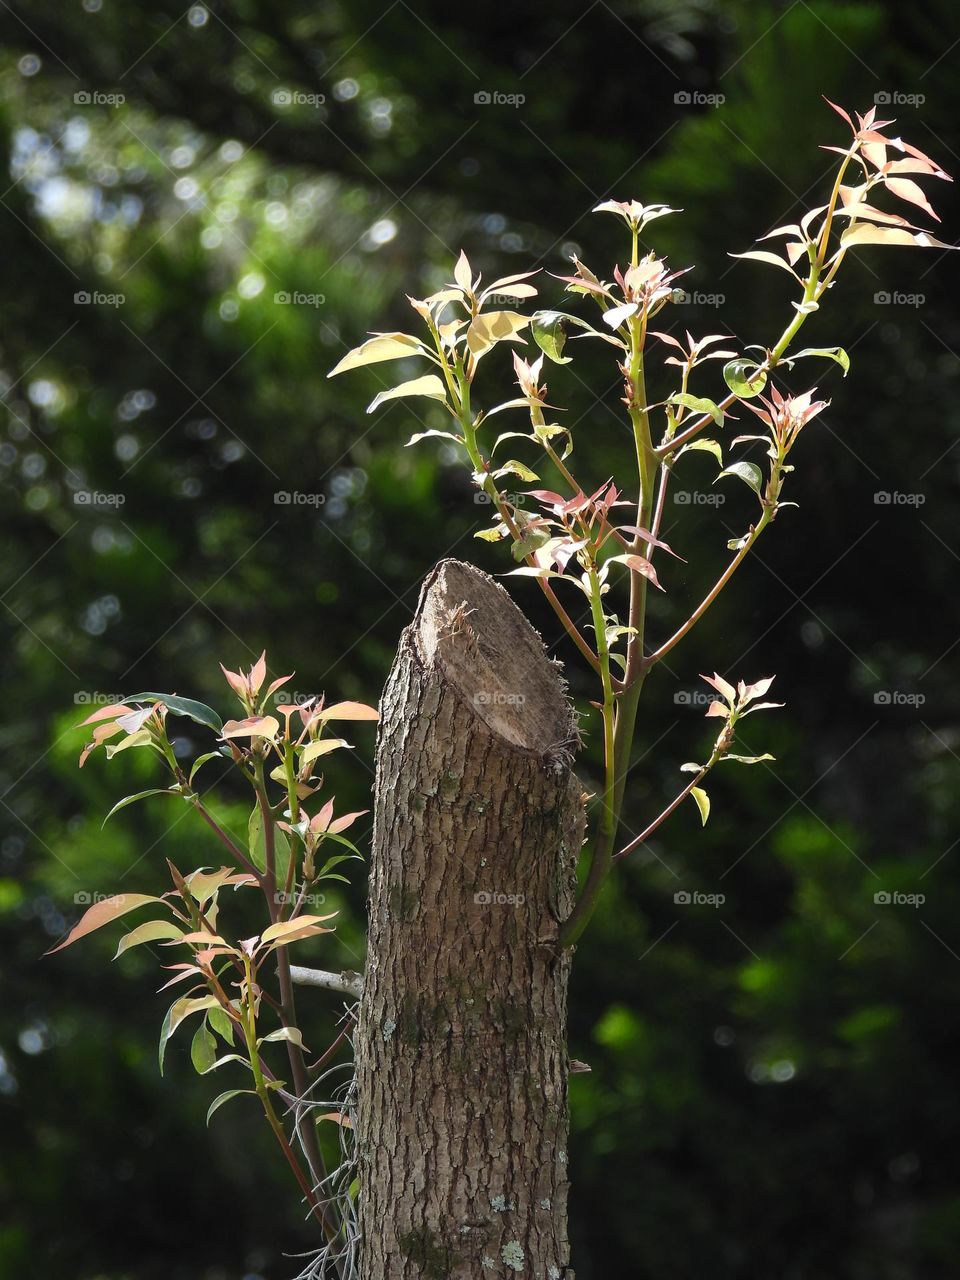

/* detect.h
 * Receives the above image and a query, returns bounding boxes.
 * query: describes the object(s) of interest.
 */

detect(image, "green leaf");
[511,529,552,562]
[159,995,218,1075]
[328,333,426,376]
[126,693,223,733]
[722,752,776,765]
[406,429,462,447]
[723,358,768,399]
[531,310,573,363]
[104,728,153,759]
[191,1020,218,1074]
[690,786,711,826]
[247,803,291,886]
[492,460,540,483]
[366,374,448,414]
[102,789,174,827]
[790,346,850,376]
[717,461,764,497]
[677,437,723,465]
[189,751,227,784]
[207,1005,236,1045]
[206,1088,254,1126]
[301,738,350,766]
[667,393,724,426]
[113,919,184,959]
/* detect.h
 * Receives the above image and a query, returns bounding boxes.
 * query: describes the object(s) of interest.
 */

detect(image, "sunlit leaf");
[114,919,184,959]
[104,728,153,759]
[690,786,710,826]
[301,738,351,766]
[125,693,223,733]
[367,375,448,414]
[790,346,850,376]
[465,311,530,357]
[723,358,767,398]
[102,789,174,826]
[46,892,168,954]
[327,333,426,377]
[318,701,379,722]
[258,1026,307,1050]
[717,461,763,497]
[667,393,724,426]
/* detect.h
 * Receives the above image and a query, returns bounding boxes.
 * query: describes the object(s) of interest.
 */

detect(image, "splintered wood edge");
[414,558,578,754]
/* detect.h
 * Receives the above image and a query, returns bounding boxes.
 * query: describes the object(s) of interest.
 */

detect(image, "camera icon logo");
[874,91,892,104]
[674,490,691,504]
[474,90,491,105]
[873,691,892,705]
[674,890,691,904]
[674,91,692,105]
[873,491,891,505]
[874,291,891,305]
[474,890,492,904]
[874,891,891,904]
[474,492,491,504]
[74,291,91,305]
[74,890,92,905]
[274,291,290,304]
[272,88,293,106]
[274,491,292,505]
[74,91,92,105]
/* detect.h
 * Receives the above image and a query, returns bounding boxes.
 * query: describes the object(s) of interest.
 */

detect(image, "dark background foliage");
[2,1,959,1277]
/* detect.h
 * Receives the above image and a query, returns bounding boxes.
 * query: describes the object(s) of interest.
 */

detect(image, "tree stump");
[355,558,584,1279]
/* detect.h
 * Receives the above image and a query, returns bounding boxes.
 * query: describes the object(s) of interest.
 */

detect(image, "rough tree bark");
[355,559,584,1279]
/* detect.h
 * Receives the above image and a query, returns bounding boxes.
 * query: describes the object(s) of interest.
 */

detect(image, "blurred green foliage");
[2,1,960,1277]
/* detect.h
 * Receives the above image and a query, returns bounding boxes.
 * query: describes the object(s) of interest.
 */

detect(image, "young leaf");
[258,1026,307,1050]
[667,393,724,426]
[207,1005,237,1044]
[318,701,379,722]
[716,461,763,497]
[301,738,351,766]
[114,919,184,959]
[366,375,448,414]
[260,914,337,947]
[531,310,573,364]
[723,358,768,399]
[690,786,711,826]
[327,333,426,377]
[125,693,223,733]
[102,789,174,826]
[677,438,723,464]
[46,893,168,954]
[465,311,530,357]
[104,728,153,759]
[190,1020,218,1074]
[220,715,280,742]
[789,346,850,376]
[206,1088,255,1126]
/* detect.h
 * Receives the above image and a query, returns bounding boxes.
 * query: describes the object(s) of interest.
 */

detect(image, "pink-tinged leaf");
[609,554,664,591]
[318,701,379,722]
[884,176,940,222]
[116,704,158,734]
[185,866,238,903]
[266,672,293,698]
[157,965,203,992]
[741,701,785,715]
[862,140,887,170]
[317,1111,354,1128]
[739,675,776,703]
[249,651,267,694]
[176,930,231,946]
[260,914,338,948]
[78,702,136,728]
[617,526,681,558]
[311,798,336,834]
[220,663,247,698]
[46,893,168,954]
[837,201,917,229]
[327,333,426,377]
[328,809,367,835]
[649,330,686,351]
[259,1026,307,1050]
[884,157,951,181]
[823,97,854,130]
[840,225,956,251]
[701,671,736,703]
[220,715,280,741]
[705,700,729,718]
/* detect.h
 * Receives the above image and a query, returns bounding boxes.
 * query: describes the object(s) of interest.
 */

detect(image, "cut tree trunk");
[355,559,584,1280]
